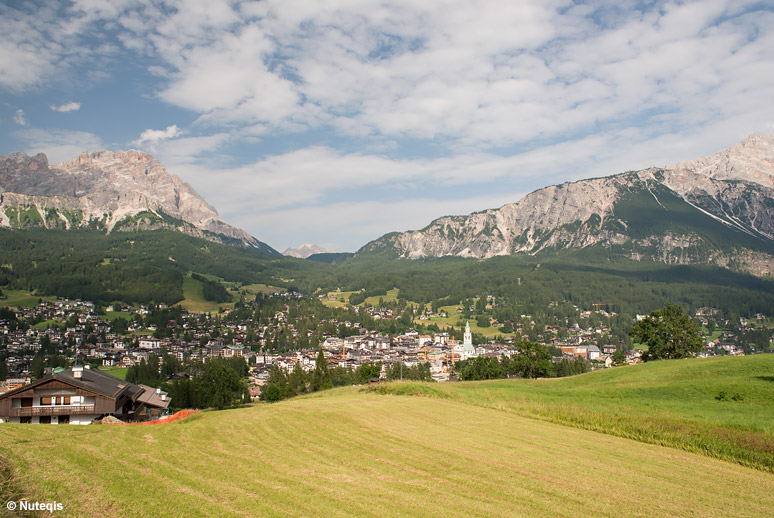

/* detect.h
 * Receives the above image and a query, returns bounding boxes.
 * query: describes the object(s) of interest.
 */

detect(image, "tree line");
[125,353,250,410]
[453,340,587,381]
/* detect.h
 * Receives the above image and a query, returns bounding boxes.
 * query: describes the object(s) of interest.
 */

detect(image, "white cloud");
[15,128,103,164]
[232,194,523,253]
[50,101,81,112]
[1,0,773,251]
[13,109,27,126]
[103,0,769,156]
[171,122,771,251]
[134,125,181,145]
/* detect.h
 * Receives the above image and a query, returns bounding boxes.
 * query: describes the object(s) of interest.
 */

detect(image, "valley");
[1,136,773,518]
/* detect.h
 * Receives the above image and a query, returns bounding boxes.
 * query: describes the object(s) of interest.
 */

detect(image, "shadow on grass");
[755,376,774,383]
[0,455,27,517]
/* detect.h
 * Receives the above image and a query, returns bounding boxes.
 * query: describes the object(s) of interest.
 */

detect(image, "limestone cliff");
[0,149,278,255]
[361,135,774,276]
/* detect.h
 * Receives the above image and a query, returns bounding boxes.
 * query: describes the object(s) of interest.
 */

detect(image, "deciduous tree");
[629,303,703,361]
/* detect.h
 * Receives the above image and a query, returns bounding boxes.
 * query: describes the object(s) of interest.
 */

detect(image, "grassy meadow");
[363,287,400,306]
[416,304,506,337]
[98,367,128,380]
[179,275,234,313]
[369,355,774,472]
[321,289,359,308]
[1,356,773,517]
[2,387,774,517]
[0,289,57,309]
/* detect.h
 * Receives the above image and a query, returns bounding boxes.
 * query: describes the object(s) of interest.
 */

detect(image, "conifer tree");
[311,348,331,391]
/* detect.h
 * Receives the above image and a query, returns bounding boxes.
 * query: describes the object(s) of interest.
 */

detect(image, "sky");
[1,0,773,253]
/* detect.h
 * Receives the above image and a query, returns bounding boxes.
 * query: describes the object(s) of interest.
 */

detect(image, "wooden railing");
[11,405,96,416]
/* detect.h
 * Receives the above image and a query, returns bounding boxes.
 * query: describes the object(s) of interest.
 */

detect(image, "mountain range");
[360,134,774,277]
[1,136,773,278]
[0,149,278,255]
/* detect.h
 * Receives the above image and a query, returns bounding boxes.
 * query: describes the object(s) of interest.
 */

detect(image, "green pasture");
[238,283,286,296]
[0,289,57,309]
[369,354,774,472]
[98,367,128,380]
[178,275,235,313]
[1,387,773,517]
[417,304,506,337]
[363,287,400,306]
[31,319,60,330]
[321,289,359,308]
[102,311,134,322]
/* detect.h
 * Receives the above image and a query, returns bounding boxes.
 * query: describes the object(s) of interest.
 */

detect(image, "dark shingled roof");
[55,368,144,400]
[0,367,143,401]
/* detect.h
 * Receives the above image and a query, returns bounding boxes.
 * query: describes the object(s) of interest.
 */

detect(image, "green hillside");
[370,355,774,471]
[610,182,773,253]
[1,392,772,517]
[1,356,773,517]
[1,226,772,320]
[0,228,327,305]
[323,251,774,317]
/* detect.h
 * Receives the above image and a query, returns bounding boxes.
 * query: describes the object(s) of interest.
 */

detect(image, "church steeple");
[464,320,472,346]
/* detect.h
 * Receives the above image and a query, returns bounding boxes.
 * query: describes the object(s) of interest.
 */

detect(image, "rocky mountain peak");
[667,133,774,189]
[283,244,330,259]
[360,134,774,276]
[0,149,277,254]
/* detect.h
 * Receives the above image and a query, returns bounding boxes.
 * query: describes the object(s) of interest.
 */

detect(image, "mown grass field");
[321,289,359,308]
[369,355,774,472]
[363,287,400,306]
[417,304,505,337]
[98,367,128,380]
[179,275,235,313]
[2,386,774,517]
[0,289,57,309]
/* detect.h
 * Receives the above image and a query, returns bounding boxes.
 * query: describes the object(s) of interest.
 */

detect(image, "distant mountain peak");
[359,134,774,277]
[283,244,330,259]
[0,149,278,255]
[667,133,774,189]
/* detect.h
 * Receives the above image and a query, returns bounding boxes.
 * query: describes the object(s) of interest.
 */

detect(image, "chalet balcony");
[11,405,96,417]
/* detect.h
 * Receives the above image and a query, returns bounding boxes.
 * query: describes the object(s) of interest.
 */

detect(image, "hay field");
[1,386,773,517]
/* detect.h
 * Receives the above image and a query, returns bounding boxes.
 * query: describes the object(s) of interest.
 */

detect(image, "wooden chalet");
[0,366,170,425]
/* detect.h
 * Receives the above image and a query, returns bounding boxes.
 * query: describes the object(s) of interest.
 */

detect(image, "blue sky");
[1,0,773,252]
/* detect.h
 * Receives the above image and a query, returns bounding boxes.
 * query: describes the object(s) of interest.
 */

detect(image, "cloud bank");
[1,0,772,250]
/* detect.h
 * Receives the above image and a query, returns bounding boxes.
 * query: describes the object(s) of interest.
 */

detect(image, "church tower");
[454,321,477,360]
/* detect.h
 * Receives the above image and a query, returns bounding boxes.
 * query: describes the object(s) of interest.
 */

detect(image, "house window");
[39,416,51,424]
[21,398,33,408]
[62,396,71,405]
[40,397,53,406]
[58,416,70,424]
[20,417,31,424]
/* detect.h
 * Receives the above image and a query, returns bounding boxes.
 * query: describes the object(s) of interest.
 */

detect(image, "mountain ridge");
[282,243,330,259]
[359,134,774,276]
[0,149,279,255]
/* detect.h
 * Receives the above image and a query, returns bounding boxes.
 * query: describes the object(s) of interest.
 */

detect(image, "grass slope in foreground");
[1,389,773,517]
[369,355,774,472]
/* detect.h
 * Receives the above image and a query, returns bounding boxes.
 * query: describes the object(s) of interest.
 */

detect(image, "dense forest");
[0,228,323,304]
[1,228,773,323]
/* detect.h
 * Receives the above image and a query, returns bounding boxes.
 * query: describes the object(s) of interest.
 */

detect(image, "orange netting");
[107,409,198,425]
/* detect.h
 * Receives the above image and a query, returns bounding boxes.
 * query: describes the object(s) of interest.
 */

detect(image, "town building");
[0,366,170,425]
